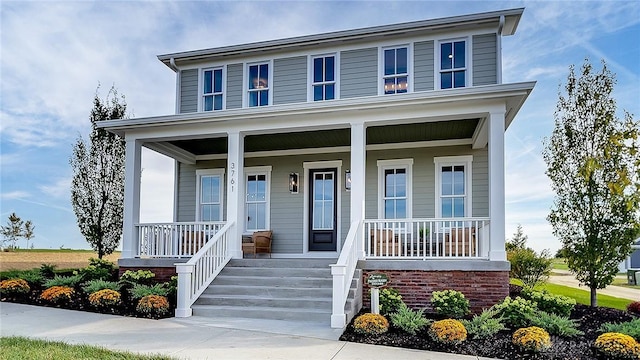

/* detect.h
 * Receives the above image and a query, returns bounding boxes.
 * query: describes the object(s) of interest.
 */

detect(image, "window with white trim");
[439,40,466,89]
[383,46,409,94]
[434,156,473,218]
[247,63,269,107]
[196,169,225,221]
[245,167,271,231]
[202,68,223,111]
[377,159,413,219]
[312,55,336,101]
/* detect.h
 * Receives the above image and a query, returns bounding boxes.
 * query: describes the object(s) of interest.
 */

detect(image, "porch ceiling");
[167,119,479,156]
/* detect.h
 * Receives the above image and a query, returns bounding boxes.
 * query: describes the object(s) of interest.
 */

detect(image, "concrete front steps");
[191,259,362,325]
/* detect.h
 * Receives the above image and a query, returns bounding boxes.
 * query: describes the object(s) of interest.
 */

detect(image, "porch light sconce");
[345,170,351,191]
[289,173,299,194]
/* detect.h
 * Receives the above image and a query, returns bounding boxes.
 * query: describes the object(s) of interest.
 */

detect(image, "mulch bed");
[340,304,637,359]
[2,289,175,320]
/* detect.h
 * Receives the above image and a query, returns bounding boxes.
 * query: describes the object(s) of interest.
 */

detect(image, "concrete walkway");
[548,270,640,301]
[0,303,495,360]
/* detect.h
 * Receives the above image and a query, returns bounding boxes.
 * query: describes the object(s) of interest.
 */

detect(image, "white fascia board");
[97,81,536,138]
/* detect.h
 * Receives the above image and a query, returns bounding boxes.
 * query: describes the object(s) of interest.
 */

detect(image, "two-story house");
[99,8,535,328]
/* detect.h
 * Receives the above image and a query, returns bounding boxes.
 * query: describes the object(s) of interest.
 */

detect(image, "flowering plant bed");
[0,260,175,320]
[341,286,640,360]
[342,305,638,359]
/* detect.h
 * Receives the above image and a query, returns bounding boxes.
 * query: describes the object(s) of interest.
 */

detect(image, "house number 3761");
[230,162,236,192]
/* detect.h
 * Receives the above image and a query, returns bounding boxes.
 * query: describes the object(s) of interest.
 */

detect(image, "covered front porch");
[98,84,534,327]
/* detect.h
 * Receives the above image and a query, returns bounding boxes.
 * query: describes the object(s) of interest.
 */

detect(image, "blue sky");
[1,1,638,252]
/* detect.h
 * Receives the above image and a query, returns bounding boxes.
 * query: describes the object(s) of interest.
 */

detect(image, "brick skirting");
[362,269,510,313]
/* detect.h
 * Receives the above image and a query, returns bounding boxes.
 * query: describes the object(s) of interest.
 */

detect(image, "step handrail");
[330,219,362,328]
[174,221,234,317]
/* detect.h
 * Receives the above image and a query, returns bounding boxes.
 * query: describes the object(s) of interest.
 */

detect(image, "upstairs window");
[248,63,269,107]
[203,68,223,111]
[440,40,466,89]
[383,47,408,94]
[312,55,336,101]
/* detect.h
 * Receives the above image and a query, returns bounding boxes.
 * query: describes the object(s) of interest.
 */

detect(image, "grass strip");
[0,336,175,360]
[510,279,632,310]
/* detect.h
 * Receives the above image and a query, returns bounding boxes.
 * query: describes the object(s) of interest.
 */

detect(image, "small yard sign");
[367,273,389,315]
[367,273,389,288]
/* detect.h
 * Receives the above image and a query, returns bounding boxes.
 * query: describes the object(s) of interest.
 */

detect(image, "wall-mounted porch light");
[289,172,299,194]
[345,170,351,191]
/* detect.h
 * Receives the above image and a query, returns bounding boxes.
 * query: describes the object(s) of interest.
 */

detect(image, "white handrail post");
[330,263,347,328]
[175,263,194,317]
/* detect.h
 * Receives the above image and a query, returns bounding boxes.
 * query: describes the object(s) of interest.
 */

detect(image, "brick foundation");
[362,269,509,313]
[118,266,177,283]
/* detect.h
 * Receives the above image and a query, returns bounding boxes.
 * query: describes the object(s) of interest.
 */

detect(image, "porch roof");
[97,82,534,137]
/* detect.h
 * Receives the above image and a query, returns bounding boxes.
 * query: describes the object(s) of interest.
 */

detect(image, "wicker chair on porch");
[242,231,273,258]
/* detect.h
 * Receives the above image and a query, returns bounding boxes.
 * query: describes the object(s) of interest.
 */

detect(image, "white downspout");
[496,15,504,84]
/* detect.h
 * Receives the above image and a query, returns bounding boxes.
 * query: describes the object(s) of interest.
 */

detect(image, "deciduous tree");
[1,213,24,250]
[70,86,127,259]
[543,59,640,307]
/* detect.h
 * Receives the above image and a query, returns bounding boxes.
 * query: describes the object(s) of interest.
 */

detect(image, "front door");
[309,168,337,251]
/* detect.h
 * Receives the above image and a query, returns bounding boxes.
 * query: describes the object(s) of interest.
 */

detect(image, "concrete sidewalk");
[549,270,640,301]
[0,303,493,360]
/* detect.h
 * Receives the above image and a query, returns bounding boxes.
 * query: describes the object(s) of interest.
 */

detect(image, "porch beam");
[350,121,366,258]
[488,110,506,261]
[226,131,244,259]
[122,137,142,259]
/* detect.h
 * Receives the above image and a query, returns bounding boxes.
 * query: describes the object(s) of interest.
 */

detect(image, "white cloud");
[38,177,71,199]
[1,191,31,200]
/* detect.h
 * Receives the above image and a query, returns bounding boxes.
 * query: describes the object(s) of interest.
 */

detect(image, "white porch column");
[350,121,366,258]
[226,131,245,259]
[122,137,142,259]
[488,110,506,261]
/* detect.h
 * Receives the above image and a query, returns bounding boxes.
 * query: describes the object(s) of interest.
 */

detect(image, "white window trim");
[377,159,413,219]
[307,53,340,102]
[244,166,272,233]
[378,44,413,95]
[433,155,473,218]
[195,168,226,221]
[200,66,226,112]
[436,37,469,90]
[243,61,273,108]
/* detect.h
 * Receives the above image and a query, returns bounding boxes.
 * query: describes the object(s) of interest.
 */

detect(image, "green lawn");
[510,279,633,310]
[0,337,175,360]
[551,257,569,271]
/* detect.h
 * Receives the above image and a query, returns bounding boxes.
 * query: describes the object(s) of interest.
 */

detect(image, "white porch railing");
[364,218,490,259]
[174,221,234,317]
[330,220,362,328]
[135,222,226,258]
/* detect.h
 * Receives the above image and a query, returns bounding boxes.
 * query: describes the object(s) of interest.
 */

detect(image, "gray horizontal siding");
[180,69,198,113]
[176,148,489,252]
[273,56,307,105]
[176,162,196,222]
[414,40,434,92]
[226,63,243,109]
[472,34,497,86]
[341,47,378,98]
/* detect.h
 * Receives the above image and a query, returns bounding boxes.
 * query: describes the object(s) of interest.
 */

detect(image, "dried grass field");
[0,250,120,271]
